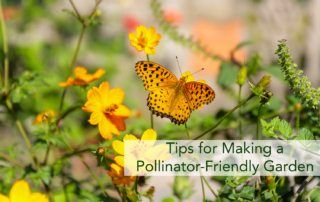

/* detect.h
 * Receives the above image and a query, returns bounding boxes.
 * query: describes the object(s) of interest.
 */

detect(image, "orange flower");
[82,82,131,140]
[163,9,182,24]
[59,67,105,87]
[107,163,135,185]
[0,180,48,202]
[128,25,161,55]
[33,110,55,124]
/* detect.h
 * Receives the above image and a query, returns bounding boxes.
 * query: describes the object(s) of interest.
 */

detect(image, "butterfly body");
[136,61,215,125]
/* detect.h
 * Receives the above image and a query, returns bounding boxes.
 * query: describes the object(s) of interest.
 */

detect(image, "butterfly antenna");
[191,68,205,75]
[176,56,183,75]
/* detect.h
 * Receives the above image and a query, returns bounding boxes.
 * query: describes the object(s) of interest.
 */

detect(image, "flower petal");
[106,88,125,106]
[0,194,9,202]
[112,140,124,155]
[98,115,113,140]
[146,27,156,40]
[92,68,106,80]
[113,105,131,118]
[87,87,102,108]
[141,129,157,141]
[144,47,156,55]
[147,40,160,48]
[114,156,124,167]
[148,33,162,43]
[74,67,88,78]
[88,111,103,125]
[29,193,49,202]
[82,100,101,113]
[128,33,138,42]
[136,25,147,37]
[181,71,194,82]
[9,180,31,202]
[197,79,207,84]
[123,134,138,141]
[109,115,126,132]
[58,82,68,87]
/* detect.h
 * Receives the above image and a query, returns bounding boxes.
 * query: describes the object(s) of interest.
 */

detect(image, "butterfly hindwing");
[135,61,178,91]
[147,89,191,125]
[184,81,215,110]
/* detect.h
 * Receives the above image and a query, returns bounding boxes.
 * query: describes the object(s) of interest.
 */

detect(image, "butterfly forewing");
[135,61,178,91]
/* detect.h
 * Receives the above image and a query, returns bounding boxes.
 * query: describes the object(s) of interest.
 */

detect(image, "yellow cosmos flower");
[112,129,171,175]
[33,109,55,124]
[59,67,105,87]
[180,71,207,109]
[0,180,48,202]
[82,81,131,140]
[107,163,136,185]
[128,25,161,55]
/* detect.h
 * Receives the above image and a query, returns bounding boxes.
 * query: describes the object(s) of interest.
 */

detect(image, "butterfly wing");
[183,81,215,110]
[135,61,178,91]
[147,89,191,125]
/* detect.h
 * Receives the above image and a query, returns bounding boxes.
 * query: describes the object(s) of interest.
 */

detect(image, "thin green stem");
[53,123,109,197]
[201,175,218,198]
[296,112,300,131]
[135,175,139,194]
[0,151,24,167]
[238,85,242,140]
[305,182,320,199]
[0,0,8,89]
[58,26,86,118]
[185,123,191,140]
[200,174,205,202]
[256,104,263,141]
[193,94,255,140]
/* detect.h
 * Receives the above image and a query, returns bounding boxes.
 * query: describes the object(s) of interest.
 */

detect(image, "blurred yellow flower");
[59,67,105,87]
[112,129,171,175]
[33,109,55,124]
[82,81,131,140]
[0,180,48,202]
[128,25,161,55]
[180,71,207,109]
[107,163,135,185]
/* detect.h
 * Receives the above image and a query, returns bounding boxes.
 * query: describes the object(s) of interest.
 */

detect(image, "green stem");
[200,174,205,202]
[185,123,191,140]
[256,104,263,141]
[53,123,109,197]
[296,112,300,131]
[0,0,8,89]
[238,85,242,140]
[135,175,139,194]
[201,175,218,198]
[58,26,86,118]
[305,181,320,199]
[0,151,24,167]
[193,94,255,140]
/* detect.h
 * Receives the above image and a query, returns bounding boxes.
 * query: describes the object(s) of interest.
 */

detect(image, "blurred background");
[1,0,320,201]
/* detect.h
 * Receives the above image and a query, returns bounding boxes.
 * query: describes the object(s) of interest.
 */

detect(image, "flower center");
[138,37,148,47]
[104,104,119,114]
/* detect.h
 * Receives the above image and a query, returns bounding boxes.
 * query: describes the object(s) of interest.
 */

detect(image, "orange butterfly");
[136,61,215,125]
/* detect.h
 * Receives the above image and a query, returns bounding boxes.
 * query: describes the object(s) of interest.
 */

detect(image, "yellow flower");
[107,163,136,185]
[180,71,207,109]
[112,129,171,175]
[0,180,48,202]
[128,25,162,55]
[33,109,55,124]
[82,81,131,140]
[59,67,105,87]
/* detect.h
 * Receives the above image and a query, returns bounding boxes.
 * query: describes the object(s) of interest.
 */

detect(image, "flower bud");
[97,146,106,156]
[237,65,247,86]
[265,172,276,191]
[147,186,155,198]
[257,75,271,92]
[94,10,102,17]
[295,103,302,113]
[260,90,273,105]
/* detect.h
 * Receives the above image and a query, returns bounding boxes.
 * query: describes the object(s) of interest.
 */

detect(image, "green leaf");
[279,120,293,139]
[162,197,176,202]
[270,116,280,131]
[226,176,237,188]
[264,190,274,200]
[239,186,255,200]
[233,41,254,51]
[171,176,194,200]
[297,128,314,147]
[261,65,285,82]
[217,62,238,87]
[262,128,276,137]
[260,119,268,128]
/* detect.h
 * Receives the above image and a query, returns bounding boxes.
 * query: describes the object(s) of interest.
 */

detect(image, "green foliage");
[171,176,194,201]
[218,62,238,87]
[260,117,295,139]
[275,39,320,109]
[247,53,262,76]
